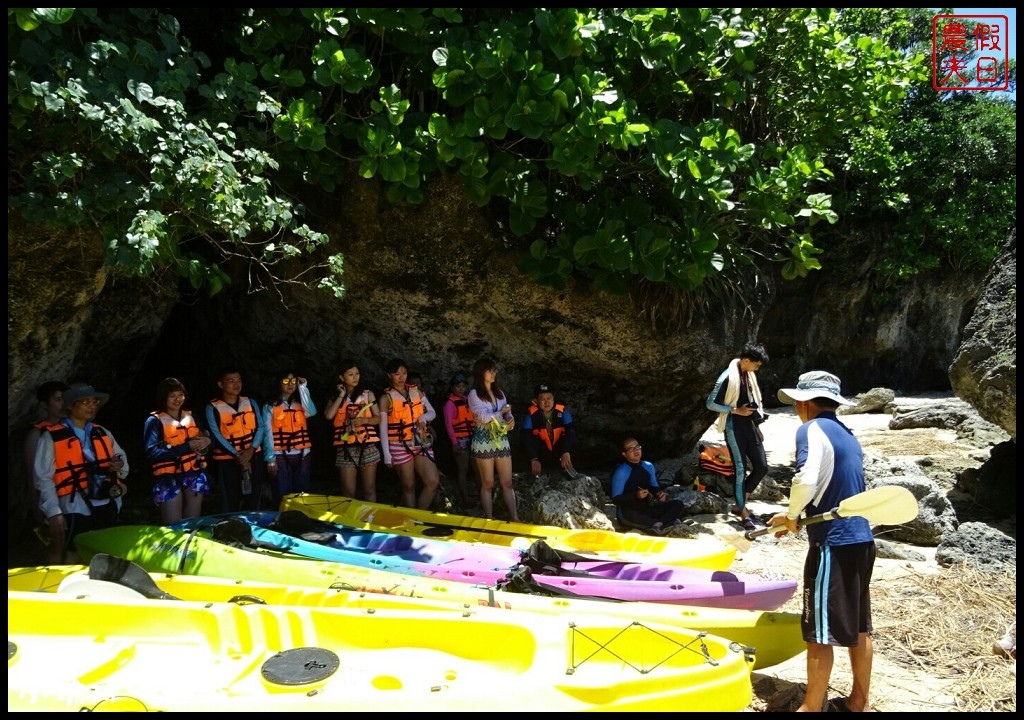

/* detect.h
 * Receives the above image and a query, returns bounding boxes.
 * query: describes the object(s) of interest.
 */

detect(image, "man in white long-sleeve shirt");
[768,371,875,713]
[34,382,129,563]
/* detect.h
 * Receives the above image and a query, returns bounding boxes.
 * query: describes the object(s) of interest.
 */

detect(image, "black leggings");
[725,416,768,510]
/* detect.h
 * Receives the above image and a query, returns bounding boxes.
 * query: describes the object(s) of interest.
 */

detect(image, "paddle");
[718,485,919,553]
[88,553,180,600]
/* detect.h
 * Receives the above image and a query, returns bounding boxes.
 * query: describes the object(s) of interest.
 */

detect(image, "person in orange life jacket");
[467,357,520,522]
[443,372,476,508]
[23,380,68,534]
[325,359,382,502]
[203,367,270,513]
[143,377,212,523]
[263,370,317,504]
[609,437,683,534]
[378,358,441,510]
[405,370,438,448]
[521,383,578,478]
[33,383,129,564]
[706,342,770,531]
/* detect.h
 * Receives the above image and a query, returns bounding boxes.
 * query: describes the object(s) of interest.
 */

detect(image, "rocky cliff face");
[7,175,1012,521]
[949,231,1017,442]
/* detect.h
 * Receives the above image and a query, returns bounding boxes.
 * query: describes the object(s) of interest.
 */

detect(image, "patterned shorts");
[470,426,512,460]
[335,443,382,470]
[152,471,210,505]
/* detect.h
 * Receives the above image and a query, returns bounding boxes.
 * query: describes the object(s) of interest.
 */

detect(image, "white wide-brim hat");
[778,371,854,406]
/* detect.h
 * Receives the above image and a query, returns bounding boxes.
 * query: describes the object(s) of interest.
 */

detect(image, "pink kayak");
[173,512,797,611]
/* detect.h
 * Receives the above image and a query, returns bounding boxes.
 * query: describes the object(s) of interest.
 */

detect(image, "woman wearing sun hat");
[32,382,130,563]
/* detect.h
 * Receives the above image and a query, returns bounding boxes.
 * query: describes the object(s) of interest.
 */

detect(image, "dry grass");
[872,563,1016,712]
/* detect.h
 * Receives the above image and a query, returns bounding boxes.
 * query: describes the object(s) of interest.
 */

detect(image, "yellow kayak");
[9,584,755,711]
[281,492,737,570]
[9,562,805,670]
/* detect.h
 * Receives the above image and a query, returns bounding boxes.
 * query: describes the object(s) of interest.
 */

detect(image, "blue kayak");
[170,511,797,610]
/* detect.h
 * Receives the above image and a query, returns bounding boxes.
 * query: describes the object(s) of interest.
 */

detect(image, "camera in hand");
[747,402,768,425]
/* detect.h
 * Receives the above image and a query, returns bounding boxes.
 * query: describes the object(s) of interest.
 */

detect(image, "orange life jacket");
[446,393,475,440]
[698,442,734,477]
[526,402,568,452]
[332,390,379,446]
[44,422,116,498]
[209,397,260,461]
[149,411,202,477]
[269,400,312,452]
[383,385,426,445]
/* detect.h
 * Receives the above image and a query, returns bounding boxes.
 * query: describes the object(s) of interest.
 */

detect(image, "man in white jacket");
[34,382,129,563]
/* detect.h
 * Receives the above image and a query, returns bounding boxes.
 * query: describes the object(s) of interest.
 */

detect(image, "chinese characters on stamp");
[932,14,1010,91]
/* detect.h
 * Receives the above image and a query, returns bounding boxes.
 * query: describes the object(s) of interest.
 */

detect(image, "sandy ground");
[725,403,1011,712]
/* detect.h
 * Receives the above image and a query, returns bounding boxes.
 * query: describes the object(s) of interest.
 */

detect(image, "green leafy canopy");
[11,8,968,299]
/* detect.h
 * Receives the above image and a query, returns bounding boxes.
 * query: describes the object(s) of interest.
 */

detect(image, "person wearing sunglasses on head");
[263,370,317,504]
[609,437,683,535]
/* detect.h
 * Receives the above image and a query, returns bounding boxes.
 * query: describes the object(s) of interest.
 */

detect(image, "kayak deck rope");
[566,622,717,675]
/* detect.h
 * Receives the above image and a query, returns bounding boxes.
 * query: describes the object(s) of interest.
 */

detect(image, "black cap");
[534,383,555,397]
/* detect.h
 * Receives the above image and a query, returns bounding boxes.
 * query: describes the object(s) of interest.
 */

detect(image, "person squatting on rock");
[609,437,684,534]
[521,382,579,478]
[706,342,770,531]
[768,371,876,713]
[33,383,129,563]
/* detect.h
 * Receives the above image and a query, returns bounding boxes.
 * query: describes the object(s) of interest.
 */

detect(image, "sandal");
[741,517,757,533]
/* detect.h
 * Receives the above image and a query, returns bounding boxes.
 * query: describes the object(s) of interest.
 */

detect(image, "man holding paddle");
[768,371,875,713]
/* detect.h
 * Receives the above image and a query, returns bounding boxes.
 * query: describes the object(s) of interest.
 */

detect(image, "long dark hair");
[384,358,409,393]
[274,369,300,405]
[338,358,370,403]
[472,357,504,405]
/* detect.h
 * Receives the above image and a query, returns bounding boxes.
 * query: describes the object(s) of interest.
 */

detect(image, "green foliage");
[8,8,345,299]
[10,7,937,297]
[225,7,921,292]
[833,8,1016,279]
